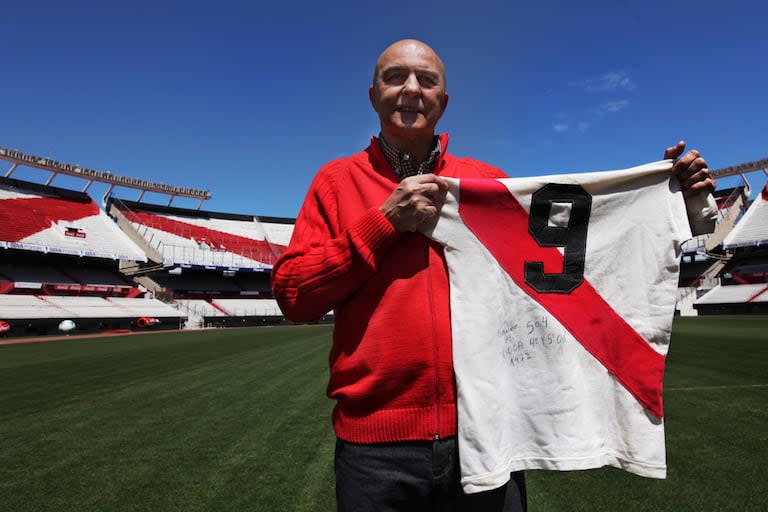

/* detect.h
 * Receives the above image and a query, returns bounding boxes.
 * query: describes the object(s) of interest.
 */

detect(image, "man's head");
[369,39,448,146]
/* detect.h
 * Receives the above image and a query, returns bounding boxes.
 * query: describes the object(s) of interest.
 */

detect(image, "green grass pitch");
[1,317,766,511]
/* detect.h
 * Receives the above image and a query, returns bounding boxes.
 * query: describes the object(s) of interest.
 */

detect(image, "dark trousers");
[335,438,527,512]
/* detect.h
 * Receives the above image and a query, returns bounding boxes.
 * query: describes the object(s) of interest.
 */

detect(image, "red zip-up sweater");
[272,134,506,443]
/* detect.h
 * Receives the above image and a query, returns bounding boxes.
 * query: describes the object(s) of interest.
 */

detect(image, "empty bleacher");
[212,298,283,317]
[109,199,293,270]
[150,271,242,293]
[0,251,142,297]
[0,263,76,285]
[43,296,122,318]
[176,299,227,318]
[0,175,307,335]
[0,177,147,261]
[0,294,69,319]
[173,298,295,328]
[107,297,184,318]
[0,163,308,336]
[722,185,768,249]
[676,181,768,316]
[694,283,768,315]
[234,272,272,294]
[260,219,294,246]
[0,295,183,320]
[60,266,132,287]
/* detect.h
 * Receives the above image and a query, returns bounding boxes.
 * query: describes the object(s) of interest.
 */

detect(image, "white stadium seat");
[723,186,768,249]
[0,180,147,261]
[695,283,768,305]
[212,299,283,317]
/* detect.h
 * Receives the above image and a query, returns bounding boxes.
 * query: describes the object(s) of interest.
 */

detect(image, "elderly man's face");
[369,41,448,142]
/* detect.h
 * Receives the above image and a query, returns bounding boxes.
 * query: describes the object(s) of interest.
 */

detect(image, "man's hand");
[379,174,449,232]
[664,141,716,197]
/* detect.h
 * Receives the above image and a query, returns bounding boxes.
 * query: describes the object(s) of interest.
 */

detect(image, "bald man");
[273,39,714,512]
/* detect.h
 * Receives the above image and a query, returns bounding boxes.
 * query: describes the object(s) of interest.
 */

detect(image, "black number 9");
[525,184,592,293]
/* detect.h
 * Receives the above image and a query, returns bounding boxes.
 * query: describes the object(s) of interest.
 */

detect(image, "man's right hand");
[379,174,449,232]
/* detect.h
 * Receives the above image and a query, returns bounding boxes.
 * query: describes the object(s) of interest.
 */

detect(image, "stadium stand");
[37,296,182,319]
[677,177,768,316]
[0,293,185,334]
[205,298,325,328]
[676,182,766,313]
[722,185,768,249]
[694,283,768,314]
[98,199,302,329]
[0,178,187,335]
[108,198,293,271]
[149,271,243,294]
[0,177,147,261]
[60,266,132,287]
[176,299,227,318]
[260,220,293,247]
[141,269,273,296]
[0,263,76,285]
[107,297,185,318]
[235,273,272,295]
[0,247,142,294]
[213,298,283,317]
[0,294,69,319]
[681,185,748,255]
[722,261,768,285]
[0,147,306,337]
[173,298,299,329]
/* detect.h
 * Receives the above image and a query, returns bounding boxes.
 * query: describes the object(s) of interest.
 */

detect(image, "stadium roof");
[1,146,211,208]
[711,157,768,179]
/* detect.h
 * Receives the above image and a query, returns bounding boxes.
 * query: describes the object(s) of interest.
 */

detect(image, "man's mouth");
[396,107,420,113]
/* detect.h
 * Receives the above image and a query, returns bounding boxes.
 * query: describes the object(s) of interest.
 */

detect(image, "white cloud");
[577,121,590,133]
[600,100,630,113]
[553,123,569,133]
[570,72,636,92]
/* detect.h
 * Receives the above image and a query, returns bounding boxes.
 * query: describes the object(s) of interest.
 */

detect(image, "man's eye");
[383,72,407,84]
[418,76,437,87]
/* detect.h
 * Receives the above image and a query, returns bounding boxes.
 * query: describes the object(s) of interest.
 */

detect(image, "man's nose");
[402,73,420,96]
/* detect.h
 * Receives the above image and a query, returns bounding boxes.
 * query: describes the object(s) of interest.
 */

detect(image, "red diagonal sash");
[459,179,665,418]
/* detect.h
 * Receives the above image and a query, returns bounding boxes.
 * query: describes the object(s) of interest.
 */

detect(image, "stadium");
[1,146,766,511]
[1,146,765,336]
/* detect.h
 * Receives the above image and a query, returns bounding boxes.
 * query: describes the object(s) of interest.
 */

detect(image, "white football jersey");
[424,160,694,493]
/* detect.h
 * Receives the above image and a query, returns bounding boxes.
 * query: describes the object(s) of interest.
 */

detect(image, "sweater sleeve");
[272,169,399,322]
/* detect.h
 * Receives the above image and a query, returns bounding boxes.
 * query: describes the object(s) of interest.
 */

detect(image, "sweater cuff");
[348,207,399,269]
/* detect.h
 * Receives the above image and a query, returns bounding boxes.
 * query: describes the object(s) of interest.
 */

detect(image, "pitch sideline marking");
[666,383,768,392]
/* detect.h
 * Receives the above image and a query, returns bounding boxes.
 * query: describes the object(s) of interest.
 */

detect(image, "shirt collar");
[377,134,442,179]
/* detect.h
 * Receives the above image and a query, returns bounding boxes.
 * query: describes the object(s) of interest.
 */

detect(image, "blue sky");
[2,1,766,217]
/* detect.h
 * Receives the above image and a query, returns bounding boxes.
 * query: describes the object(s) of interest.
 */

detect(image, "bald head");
[372,39,446,88]
[368,39,449,149]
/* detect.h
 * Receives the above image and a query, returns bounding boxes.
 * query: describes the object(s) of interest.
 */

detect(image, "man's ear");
[441,92,449,113]
[368,86,377,110]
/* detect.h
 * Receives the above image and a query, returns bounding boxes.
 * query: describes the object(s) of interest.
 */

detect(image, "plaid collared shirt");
[378,134,442,179]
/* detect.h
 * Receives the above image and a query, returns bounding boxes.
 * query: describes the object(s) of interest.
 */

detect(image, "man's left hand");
[664,141,716,197]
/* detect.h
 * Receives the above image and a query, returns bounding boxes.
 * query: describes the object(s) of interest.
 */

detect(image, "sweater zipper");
[425,241,440,440]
